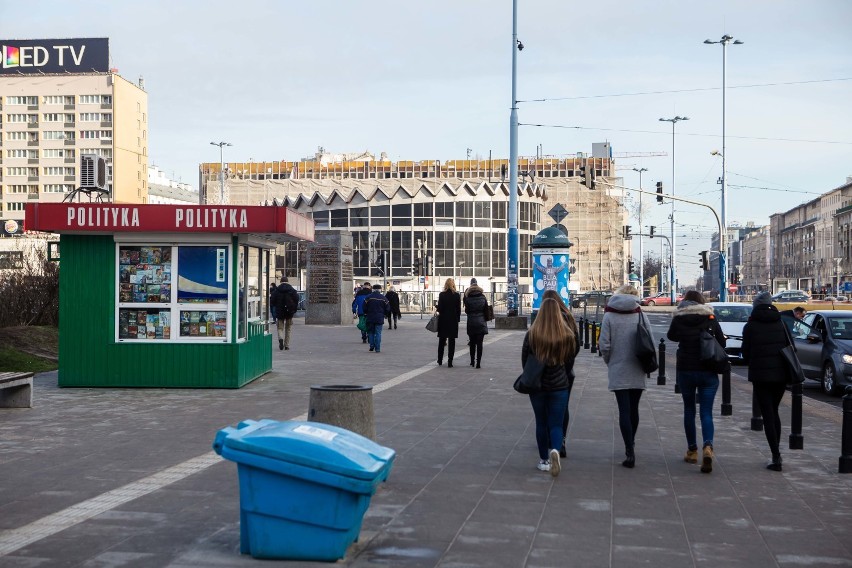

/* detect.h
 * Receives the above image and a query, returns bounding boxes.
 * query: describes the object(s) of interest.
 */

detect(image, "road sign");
[728,284,738,293]
[548,204,569,224]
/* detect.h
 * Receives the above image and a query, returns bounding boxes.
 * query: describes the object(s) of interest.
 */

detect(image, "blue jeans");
[678,370,719,449]
[367,322,383,352]
[529,389,569,460]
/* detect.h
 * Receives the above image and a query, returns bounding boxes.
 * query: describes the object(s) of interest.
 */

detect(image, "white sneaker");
[537,459,551,472]
[549,449,561,477]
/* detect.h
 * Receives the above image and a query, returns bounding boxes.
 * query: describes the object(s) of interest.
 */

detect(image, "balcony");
[27,121,39,129]
[64,121,75,128]
[64,156,75,164]
[28,193,39,200]
[101,138,112,145]
[28,175,39,182]
[64,138,75,145]
[64,175,76,182]
[100,103,112,110]
[64,104,75,110]
[100,121,112,128]
[27,140,39,147]
[28,158,38,165]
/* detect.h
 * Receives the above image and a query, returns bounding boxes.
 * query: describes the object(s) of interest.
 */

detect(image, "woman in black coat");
[463,278,489,368]
[741,291,789,471]
[436,278,461,367]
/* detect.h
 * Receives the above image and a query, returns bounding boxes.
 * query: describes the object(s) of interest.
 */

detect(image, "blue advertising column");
[531,225,573,315]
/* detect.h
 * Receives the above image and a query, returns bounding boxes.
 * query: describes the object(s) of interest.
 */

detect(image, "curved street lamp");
[210,141,232,204]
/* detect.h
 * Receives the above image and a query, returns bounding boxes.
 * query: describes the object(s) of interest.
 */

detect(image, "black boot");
[622,447,635,468]
[767,454,782,472]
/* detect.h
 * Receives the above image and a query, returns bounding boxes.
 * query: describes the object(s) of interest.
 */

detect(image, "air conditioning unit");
[80,154,107,191]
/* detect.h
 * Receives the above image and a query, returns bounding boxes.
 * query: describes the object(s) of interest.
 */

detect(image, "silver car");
[708,302,753,361]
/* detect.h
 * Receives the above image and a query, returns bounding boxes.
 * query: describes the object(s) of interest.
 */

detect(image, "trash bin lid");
[214,419,394,481]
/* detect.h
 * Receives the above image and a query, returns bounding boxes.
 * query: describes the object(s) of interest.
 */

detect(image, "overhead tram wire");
[516,77,852,104]
[517,123,852,146]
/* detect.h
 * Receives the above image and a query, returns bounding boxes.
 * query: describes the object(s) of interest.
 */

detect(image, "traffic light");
[413,258,421,275]
[579,165,587,187]
[699,251,709,271]
[649,226,655,237]
[588,167,597,190]
[656,181,664,203]
[628,259,635,273]
[623,225,632,239]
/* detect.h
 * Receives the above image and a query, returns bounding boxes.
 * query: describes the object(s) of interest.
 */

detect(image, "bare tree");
[0,240,59,327]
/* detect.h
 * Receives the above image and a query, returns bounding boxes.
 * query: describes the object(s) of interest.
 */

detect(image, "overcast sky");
[8,0,851,283]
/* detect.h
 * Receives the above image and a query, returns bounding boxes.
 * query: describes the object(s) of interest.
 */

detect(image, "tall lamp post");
[210,141,232,204]
[658,116,688,304]
[633,167,648,296]
[507,0,522,316]
[704,34,742,301]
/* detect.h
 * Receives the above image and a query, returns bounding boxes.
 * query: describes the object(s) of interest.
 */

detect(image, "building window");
[391,203,411,226]
[370,205,390,226]
[5,202,26,212]
[413,203,433,226]
[6,113,35,123]
[455,232,473,276]
[42,148,73,158]
[43,130,74,140]
[6,96,37,105]
[492,201,507,228]
[6,149,37,158]
[434,202,453,226]
[43,184,72,193]
[329,208,348,228]
[455,202,473,228]
[474,202,491,228]
[349,207,368,227]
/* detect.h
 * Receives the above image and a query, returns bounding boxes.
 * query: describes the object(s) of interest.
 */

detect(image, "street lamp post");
[507,0,522,317]
[659,116,688,304]
[210,141,232,204]
[633,167,648,296]
[705,34,743,301]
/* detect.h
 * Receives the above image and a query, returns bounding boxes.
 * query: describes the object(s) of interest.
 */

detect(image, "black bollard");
[657,339,667,386]
[590,321,598,354]
[721,366,732,416]
[584,320,591,350]
[750,389,764,431]
[577,317,585,347]
[789,381,804,450]
[840,386,852,474]
[598,324,603,357]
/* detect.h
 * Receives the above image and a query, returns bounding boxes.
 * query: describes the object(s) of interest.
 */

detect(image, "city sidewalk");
[1,316,851,567]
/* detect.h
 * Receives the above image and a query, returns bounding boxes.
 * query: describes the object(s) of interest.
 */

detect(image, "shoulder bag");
[484,305,494,322]
[425,313,439,333]
[699,328,730,373]
[356,315,367,332]
[779,323,806,385]
[635,315,658,374]
[513,352,546,394]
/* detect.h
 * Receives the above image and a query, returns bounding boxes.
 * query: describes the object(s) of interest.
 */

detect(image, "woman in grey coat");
[598,285,654,468]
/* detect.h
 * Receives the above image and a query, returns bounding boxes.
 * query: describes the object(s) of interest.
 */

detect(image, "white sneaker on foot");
[549,449,561,477]
[537,459,551,472]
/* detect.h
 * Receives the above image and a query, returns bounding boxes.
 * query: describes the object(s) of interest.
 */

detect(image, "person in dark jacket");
[269,282,278,323]
[666,290,726,473]
[385,286,401,330]
[741,291,789,471]
[271,277,300,350]
[463,278,489,368]
[522,297,578,477]
[364,284,390,353]
[436,278,461,367]
[352,282,372,343]
[543,289,581,458]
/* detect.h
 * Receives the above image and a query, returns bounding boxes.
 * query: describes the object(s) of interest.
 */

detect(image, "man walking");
[364,284,390,352]
[385,285,401,330]
[271,277,299,350]
[352,282,372,343]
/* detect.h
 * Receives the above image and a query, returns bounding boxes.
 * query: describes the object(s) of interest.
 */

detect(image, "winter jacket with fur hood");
[599,293,654,390]
[463,285,489,336]
[666,302,726,372]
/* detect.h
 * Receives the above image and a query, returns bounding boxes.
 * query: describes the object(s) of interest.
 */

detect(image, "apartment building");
[0,38,148,233]
[198,147,628,292]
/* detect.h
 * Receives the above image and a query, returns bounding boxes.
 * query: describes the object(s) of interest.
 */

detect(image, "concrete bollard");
[657,339,667,386]
[308,385,375,440]
[751,389,764,431]
[789,382,804,450]
[721,366,732,416]
[840,386,852,474]
[590,321,598,354]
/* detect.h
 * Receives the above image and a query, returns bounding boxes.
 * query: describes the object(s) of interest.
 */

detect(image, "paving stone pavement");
[1,315,851,567]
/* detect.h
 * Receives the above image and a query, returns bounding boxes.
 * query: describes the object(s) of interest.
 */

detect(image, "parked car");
[789,310,852,395]
[571,290,612,309]
[639,292,683,306]
[707,302,752,361]
[772,290,810,303]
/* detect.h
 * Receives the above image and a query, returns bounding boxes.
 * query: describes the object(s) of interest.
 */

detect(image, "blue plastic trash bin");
[213,419,395,561]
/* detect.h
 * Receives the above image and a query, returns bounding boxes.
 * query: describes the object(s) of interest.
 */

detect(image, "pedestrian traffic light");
[699,250,709,271]
[628,259,635,273]
[623,225,632,239]
[656,181,664,203]
[649,225,655,237]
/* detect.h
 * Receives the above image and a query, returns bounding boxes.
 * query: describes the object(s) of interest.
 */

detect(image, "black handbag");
[635,316,658,374]
[699,328,730,373]
[780,324,806,385]
[425,314,439,333]
[513,353,546,394]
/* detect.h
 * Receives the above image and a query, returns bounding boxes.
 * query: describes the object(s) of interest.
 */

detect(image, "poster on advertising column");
[532,249,570,312]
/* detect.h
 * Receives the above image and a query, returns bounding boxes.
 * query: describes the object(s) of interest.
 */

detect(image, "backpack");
[278,286,299,317]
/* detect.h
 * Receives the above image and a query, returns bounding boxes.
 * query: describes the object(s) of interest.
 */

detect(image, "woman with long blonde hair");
[436,278,461,367]
[522,297,577,476]
[542,289,581,458]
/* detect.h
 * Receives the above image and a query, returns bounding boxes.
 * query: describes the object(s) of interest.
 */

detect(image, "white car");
[708,302,753,361]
